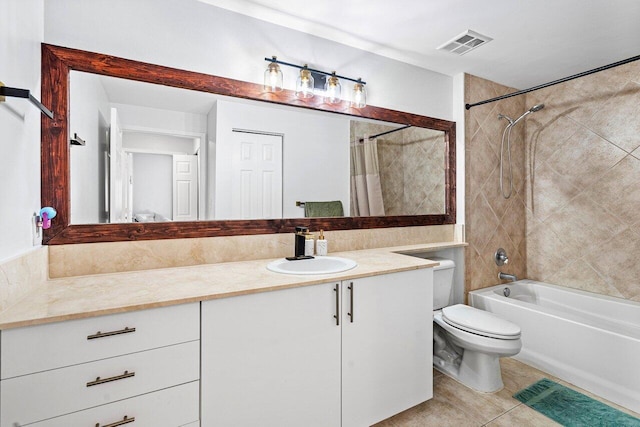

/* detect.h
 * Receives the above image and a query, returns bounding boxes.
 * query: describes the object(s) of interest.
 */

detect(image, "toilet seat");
[442,304,520,340]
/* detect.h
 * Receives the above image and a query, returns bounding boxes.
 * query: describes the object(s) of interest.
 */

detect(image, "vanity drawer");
[26,381,200,427]
[1,340,199,426]
[1,302,199,379]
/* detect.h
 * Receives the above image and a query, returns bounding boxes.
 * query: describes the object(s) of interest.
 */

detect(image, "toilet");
[431,257,522,392]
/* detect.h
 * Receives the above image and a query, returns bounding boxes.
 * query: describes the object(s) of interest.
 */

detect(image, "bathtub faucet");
[499,272,518,282]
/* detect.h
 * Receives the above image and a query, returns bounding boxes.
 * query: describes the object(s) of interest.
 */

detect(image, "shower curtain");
[350,135,385,216]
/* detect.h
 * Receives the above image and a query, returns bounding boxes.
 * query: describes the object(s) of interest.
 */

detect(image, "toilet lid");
[442,304,521,339]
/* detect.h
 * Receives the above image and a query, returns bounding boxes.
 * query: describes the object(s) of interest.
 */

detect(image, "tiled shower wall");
[464,75,527,294]
[350,122,445,216]
[465,60,640,302]
[524,61,640,301]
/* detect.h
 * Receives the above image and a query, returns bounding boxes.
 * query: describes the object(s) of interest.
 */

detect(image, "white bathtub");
[469,279,640,413]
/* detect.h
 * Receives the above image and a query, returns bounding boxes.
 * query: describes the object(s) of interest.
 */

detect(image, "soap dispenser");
[304,231,315,256]
[316,230,328,256]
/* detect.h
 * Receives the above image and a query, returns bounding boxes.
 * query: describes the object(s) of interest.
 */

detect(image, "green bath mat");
[514,378,640,426]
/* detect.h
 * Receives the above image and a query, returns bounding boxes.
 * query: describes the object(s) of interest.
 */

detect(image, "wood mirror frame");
[41,44,456,245]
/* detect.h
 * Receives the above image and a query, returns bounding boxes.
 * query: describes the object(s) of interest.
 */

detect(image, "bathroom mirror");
[69,71,447,224]
[41,44,456,244]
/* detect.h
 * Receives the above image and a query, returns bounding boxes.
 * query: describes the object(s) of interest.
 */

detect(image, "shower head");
[512,103,545,126]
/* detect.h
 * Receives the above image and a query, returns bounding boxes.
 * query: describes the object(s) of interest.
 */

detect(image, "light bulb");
[295,66,314,99]
[324,72,341,104]
[264,56,283,92]
[351,79,366,108]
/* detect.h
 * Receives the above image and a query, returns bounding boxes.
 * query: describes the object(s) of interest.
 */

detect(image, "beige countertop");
[0,242,464,330]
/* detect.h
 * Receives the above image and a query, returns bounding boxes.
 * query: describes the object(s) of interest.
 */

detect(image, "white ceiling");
[198,0,640,89]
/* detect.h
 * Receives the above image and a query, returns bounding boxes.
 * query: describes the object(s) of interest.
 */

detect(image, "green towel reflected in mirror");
[304,201,344,217]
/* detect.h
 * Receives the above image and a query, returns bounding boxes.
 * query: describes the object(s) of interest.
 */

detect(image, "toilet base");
[434,349,505,393]
[433,322,510,393]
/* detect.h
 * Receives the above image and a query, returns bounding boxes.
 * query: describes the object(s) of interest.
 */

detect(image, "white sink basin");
[267,256,357,275]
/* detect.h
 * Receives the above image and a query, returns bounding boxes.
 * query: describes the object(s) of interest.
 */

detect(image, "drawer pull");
[87,326,136,340]
[96,415,136,427]
[87,370,135,387]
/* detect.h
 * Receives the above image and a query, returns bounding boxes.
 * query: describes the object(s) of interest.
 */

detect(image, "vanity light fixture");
[264,56,284,92]
[263,56,367,107]
[295,65,315,99]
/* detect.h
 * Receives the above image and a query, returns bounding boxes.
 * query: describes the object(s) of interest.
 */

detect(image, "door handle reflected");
[348,282,354,323]
[333,283,340,326]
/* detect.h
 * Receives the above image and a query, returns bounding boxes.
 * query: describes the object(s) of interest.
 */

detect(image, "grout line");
[481,402,523,426]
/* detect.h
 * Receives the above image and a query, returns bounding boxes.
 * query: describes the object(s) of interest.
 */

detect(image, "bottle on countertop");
[304,231,315,256]
[316,230,328,256]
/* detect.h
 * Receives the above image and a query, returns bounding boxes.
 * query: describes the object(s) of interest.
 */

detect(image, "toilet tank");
[430,257,456,310]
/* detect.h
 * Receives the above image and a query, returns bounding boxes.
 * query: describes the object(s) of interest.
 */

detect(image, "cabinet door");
[201,282,341,427]
[342,269,433,427]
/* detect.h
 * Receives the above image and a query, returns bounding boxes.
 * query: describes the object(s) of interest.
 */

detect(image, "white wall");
[43,0,453,121]
[69,72,110,224]
[206,102,218,219]
[132,153,173,220]
[123,132,198,155]
[112,103,207,136]
[215,100,350,219]
[0,0,44,262]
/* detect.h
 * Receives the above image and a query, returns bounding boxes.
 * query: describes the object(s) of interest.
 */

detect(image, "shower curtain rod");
[465,54,640,110]
[358,125,412,143]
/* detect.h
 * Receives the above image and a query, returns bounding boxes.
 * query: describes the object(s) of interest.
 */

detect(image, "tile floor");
[374,358,640,426]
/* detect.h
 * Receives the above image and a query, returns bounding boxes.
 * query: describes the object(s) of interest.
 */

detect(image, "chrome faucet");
[499,272,518,282]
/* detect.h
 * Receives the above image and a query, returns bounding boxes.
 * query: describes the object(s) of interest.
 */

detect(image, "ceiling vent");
[437,30,493,55]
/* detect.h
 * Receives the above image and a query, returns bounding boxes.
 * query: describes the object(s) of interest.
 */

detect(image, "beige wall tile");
[585,81,640,153]
[544,127,627,189]
[523,62,640,301]
[49,225,456,278]
[526,163,581,222]
[553,259,624,298]
[583,227,640,300]
[545,193,627,250]
[464,74,526,296]
[0,248,47,312]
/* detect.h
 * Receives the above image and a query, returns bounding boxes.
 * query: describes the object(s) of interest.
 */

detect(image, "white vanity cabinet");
[201,268,433,426]
[0,303,201,427]
[201,281,343,426]
[342,268,433,426]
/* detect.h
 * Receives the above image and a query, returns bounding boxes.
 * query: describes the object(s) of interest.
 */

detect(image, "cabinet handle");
[348,282,354,323]
[87,370,135,387]
[87,326,136,340]
[96,415,136,427]
[333,283,340,326]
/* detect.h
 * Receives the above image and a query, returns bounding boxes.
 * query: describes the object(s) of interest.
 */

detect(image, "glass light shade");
[264,58,283,92]
[351,80,367,108]
[324,72,342,104]
[295,67,314,99]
